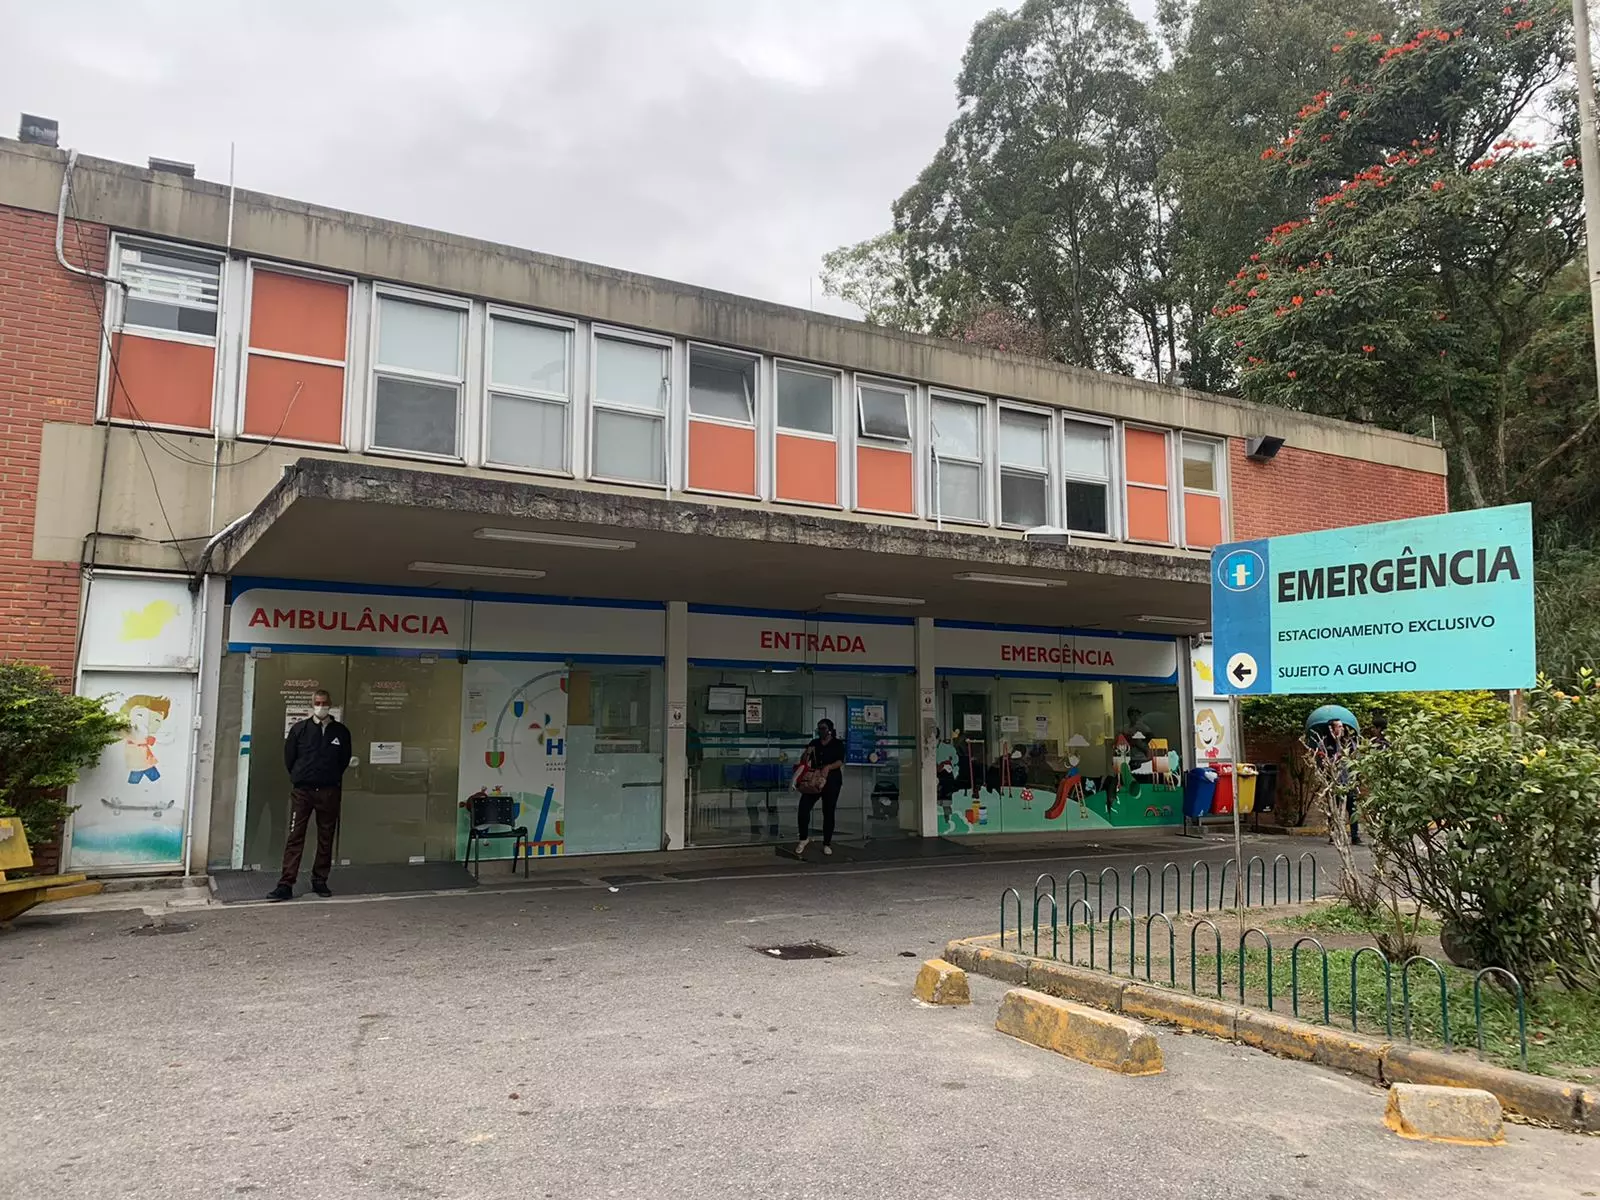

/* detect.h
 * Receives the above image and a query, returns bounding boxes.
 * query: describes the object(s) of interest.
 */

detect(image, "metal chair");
[462,790,529,879]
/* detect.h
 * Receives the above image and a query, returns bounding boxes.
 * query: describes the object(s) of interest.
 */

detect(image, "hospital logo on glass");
[1217,548,1265,593]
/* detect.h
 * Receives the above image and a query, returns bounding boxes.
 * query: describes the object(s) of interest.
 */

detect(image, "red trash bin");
[1211,762,1236,815]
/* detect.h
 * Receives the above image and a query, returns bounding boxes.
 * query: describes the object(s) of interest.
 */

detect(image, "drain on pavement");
[755,941,844,960]
[126,921,195,936]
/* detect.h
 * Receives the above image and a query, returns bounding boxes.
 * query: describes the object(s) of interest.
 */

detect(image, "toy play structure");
[0,817,101,926]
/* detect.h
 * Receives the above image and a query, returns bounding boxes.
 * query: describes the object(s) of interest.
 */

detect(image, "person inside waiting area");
[1122,706,1152,772]
[268,690,353,901]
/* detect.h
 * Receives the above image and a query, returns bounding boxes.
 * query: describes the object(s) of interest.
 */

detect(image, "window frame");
[686,341,759,429]
[1121,421,1176,546]
[238,259,354,450]
[928,389,989,527]
[112,237,225,350]
[771,359,844,510]
[996,401,1056,531]
[588,324,673,488]
[1179,432,1228,549]
[1060,412,1119,541]
[854,375,915,446]
[773,359,841,442]
[365,284,470,463]
[481,304,577,478]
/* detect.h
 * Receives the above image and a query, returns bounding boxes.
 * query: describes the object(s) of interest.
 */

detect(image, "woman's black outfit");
[799,735,847,845]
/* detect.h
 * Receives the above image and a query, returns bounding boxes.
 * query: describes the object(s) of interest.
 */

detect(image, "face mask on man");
[312,704,331,720]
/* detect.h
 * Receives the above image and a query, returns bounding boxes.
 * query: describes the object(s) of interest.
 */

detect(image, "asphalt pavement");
[3,838,1597,1200]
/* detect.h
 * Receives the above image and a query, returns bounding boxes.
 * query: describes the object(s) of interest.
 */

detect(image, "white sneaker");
[822,845,833,856]
[794,839,810,856]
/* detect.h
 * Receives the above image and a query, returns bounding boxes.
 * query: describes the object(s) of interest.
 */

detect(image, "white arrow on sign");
[1226,652,1258,688]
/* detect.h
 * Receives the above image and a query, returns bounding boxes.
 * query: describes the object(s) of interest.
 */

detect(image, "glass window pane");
[373,375,458,455]
[491,319,568,394]
[1000,470,1048,527]
[124,297,219,336]
[1183,440,1218,491]
[378,297,463,376]
[777,367,834,435]
[933,399,982,459]
[1063,420,1110,479]
[489,393,567,471]
[1000,411,1049,468]
[593,409,665,482]
[1065,480,1110,534]
[689,349,755,422]
[936,460,983,522]
[859,384,911,441]
[596,338,667,411]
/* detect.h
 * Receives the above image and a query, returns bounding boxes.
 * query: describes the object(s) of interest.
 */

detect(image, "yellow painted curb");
[1235,1008,1321,1063]
[1384,1083,1505,1146]
[995,987,1164,1076]
[1028,959,1127,1013]
[1382,1044,1585,1128]
[1121,984,1239,1041]
[914,959,971,1006]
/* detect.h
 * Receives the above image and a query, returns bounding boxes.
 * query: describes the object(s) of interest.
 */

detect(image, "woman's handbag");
[794,764,828,795]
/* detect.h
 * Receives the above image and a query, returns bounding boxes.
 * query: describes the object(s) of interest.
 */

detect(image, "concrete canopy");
[213,458,1211,630]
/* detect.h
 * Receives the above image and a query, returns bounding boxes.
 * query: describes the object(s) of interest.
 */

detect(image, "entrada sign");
[1211,504,1535,695]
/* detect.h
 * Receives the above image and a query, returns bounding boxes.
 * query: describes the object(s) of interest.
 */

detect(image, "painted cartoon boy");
[120,695,171,785]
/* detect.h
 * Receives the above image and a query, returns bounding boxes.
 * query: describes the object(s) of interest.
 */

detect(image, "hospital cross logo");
[1218,548,1265,593]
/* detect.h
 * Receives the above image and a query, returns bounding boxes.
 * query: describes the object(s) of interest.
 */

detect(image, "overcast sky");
[3,0,1155,316]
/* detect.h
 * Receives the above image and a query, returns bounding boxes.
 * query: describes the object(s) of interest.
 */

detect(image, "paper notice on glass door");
[369,741,403,765]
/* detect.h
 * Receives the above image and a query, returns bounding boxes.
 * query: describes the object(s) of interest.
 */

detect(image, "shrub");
[0,662,127,851]
[1356,673,1600,994]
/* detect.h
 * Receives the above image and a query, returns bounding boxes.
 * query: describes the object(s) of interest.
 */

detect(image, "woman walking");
[795,718,846,857]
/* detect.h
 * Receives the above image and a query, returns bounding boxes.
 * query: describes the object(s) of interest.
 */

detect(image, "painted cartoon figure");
[1195,707,1226,761]
[1045,754,1087,822]
[120,694,170,785]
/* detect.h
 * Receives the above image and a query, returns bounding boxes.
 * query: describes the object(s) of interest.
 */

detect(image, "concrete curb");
[914,959,971,1006]
[995,987,1164,1076]
[945,935,1593,1132]
[1385,1083,1505,1146]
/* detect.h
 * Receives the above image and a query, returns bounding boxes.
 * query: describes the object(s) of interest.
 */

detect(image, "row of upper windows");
[99,237,1229,549]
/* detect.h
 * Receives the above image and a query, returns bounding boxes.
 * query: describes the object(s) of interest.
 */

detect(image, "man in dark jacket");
[267,689,353,900]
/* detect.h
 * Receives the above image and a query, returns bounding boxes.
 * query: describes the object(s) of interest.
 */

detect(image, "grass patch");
[1279,901,1441,938]
[1190,945,1600,1080]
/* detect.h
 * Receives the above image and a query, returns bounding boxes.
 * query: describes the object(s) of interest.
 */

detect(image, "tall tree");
[887,0,1165,374]
[1214,1,1590,515]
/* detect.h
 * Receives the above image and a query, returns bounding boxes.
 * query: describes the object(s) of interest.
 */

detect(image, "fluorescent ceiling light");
[824,592,926,607]
[1136,614,1209,626]
[474,528,636,551]
[953,572,1068,589]
[409,561,547,580]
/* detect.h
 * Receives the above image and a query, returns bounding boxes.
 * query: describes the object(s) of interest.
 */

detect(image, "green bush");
[1356,673,1600,994]
[0,662,127,851]
[1241,690,1505,740]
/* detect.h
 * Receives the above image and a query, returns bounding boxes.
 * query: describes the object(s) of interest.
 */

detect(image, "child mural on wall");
[120,695,171,784]
[1194,707,1227,762]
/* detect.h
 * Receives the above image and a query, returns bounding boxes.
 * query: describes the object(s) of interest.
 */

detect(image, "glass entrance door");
[241,654,462,869]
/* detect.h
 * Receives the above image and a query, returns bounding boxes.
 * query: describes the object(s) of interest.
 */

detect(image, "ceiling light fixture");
[408,561,547,580]
[824,592,926,607]
[953,572,1067,589]
[474,528,636,551]
[1136,614,1209,626]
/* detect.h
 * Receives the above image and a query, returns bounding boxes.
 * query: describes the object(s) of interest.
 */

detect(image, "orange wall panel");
[776,434,838,506]
[109,333,214,430]
[1184,492,1223,549]
[243,355,346,444]
[1124,427,1170,486]
[249,271,349,360]
[856,446,914,514]
[1126,486,1171,543]
[687,420,757,496]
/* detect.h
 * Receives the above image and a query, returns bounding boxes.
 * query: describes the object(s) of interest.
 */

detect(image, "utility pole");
[1573,0,1600,402]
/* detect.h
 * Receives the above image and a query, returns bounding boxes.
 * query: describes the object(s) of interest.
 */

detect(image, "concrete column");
[663,601,688,850]
[184,574,226,877]
[916,616,938,838]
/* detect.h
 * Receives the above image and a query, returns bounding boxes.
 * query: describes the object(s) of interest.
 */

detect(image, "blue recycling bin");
[1183,767,1219,819]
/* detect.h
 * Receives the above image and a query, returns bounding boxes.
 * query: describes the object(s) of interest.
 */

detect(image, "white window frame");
[996,401,1056,531]
[588,324,673,489]
[237,260,354,451]
[685,341,760,500]
[772,359,844,510]
[928,390,988,527]
[1060,412,1119,541]
[481,305,577,478]
[112,237,225,350]
[365,284,469,463]
[1122,422,1176,546]
[1179,433,1228,549]
[854,375,914,446]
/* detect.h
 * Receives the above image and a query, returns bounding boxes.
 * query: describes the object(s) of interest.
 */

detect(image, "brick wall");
[0,204,105,678]
[1228,438,1448,541]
